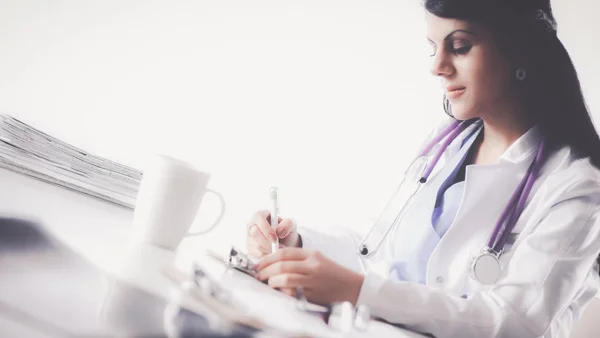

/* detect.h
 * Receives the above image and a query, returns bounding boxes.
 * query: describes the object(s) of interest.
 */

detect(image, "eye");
[450,41,472,55]
[452,45,472,55]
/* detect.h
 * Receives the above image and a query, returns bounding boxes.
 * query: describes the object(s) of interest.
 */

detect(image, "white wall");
[0,0,598,250]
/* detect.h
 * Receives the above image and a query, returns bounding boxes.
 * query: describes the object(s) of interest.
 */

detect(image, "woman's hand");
[255,248,365,305]
[247,210,302,258]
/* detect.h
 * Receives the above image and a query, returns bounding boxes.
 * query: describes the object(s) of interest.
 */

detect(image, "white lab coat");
[298,118,600,338]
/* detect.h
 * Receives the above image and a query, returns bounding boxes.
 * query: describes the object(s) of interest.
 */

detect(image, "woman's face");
[426,13,513,120]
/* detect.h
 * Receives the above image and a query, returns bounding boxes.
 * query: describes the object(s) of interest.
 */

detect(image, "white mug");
[132,154,226,250]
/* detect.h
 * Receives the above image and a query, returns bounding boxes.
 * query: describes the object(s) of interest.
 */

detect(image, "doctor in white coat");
[246,1,600,337]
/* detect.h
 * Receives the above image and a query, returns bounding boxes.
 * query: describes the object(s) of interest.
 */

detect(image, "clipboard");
[205,246,259,277]
[163,245,373,334]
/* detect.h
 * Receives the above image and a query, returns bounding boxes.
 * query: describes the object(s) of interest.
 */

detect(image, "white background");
[0,0,598,249]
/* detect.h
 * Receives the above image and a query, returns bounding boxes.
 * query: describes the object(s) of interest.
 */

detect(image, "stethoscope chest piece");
[470,247,502,285]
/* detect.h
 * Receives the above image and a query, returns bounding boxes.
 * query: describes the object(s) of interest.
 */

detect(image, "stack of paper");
[0,114,141,208]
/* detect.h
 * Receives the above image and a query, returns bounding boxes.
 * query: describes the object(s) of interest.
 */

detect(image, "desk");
[0,168,427,337]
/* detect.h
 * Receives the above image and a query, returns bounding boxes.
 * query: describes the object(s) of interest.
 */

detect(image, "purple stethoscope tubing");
[421,119,545,255]
[356,118,545,260]
[487,141,546,253]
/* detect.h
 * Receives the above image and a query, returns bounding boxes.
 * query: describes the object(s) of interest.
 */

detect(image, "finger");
[248,236,272,254]
[257,248,311,270]
[263,210,284,224]
[268,273,308,289]
[280,288,296,297]
[275,218,296,239]
[248,224,271,250]
[256,260,311,281]
[253,210,278,244]
[248,240,271,257]
[248,246,267,259]
[248,237,284,258]
[248,243,271,258]
[252,210,283,224]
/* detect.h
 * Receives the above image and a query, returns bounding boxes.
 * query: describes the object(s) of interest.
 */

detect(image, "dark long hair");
[424,0,600,271]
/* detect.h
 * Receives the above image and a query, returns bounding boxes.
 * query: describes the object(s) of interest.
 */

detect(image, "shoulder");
[518,146,600,260]
[540,145,600,206]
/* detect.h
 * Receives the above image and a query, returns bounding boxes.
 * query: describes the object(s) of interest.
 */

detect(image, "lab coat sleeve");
[356,180,600,338]
[297,226,367,274]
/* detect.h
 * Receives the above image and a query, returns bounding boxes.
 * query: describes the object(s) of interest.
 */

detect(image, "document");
[0,114,142,208]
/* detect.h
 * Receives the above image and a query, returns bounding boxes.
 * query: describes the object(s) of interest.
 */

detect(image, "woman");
[246,1,600,337]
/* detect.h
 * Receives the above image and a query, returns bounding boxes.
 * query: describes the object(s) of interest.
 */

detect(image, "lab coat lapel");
[417,124,483,231]
[430,164,524,283]
[425,126,542,291]
[390,122,482,262]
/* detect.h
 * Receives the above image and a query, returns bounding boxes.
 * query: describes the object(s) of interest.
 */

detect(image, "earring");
[516,68,527,81]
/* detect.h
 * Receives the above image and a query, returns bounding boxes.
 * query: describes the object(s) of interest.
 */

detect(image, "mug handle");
[186,189,226,236]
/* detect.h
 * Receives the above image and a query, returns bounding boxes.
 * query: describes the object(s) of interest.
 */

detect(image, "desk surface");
[0,218,261,337]
[0,168,427,337]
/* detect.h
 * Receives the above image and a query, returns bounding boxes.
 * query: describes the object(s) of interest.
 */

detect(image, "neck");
[473,102,533,164]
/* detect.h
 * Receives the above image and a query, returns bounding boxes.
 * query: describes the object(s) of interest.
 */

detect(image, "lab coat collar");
[498,125,542,164]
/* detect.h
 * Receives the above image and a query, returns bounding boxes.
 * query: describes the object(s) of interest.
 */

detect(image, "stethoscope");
[356,119,546,285]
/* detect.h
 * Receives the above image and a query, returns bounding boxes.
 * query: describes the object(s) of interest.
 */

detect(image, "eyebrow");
[427,29,476,45]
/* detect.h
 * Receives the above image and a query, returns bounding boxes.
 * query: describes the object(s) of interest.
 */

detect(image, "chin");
[448,102,478,121]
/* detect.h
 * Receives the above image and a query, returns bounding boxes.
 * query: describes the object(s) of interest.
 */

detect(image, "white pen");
[269,186,279,253]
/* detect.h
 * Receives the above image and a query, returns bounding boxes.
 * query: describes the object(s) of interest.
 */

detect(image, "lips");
[445,85,466,99]
[446,85,465,92]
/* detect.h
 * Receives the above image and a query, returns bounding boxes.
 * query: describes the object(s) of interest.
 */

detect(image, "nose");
[429,52,454,77]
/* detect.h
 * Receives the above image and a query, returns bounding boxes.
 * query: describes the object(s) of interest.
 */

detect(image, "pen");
[269,186,279,253]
